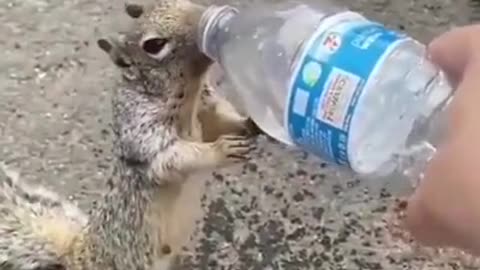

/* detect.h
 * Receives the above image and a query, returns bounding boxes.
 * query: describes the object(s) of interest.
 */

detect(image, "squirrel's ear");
[97,38,113,53]
[125,3,144,18]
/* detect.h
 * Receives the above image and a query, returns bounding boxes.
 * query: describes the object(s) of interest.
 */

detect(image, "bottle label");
[285,12,408,168]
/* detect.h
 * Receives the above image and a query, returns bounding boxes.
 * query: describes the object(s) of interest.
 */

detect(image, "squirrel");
[0,162,88,270]
[0,1,260,270]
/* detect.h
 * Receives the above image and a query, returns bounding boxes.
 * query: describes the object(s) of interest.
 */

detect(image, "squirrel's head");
[97,0,211,80]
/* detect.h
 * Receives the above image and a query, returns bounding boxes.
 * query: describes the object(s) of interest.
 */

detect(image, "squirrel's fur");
[0,1,259,270]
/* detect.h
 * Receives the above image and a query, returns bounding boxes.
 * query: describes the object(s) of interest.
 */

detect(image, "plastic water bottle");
[197,0,453,182]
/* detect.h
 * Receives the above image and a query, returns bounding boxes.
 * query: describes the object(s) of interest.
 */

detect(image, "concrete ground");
[1,0,480,269]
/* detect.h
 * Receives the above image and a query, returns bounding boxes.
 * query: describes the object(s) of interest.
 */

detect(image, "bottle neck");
[197,5,239,62]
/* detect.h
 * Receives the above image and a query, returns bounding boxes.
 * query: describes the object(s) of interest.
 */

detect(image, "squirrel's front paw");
[213,134,255,164]
[240,117,263,137]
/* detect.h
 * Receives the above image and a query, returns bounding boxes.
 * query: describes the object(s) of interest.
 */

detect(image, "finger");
[408,191,480,255]
[427,24,480,85]
[405,189,451,247]
[405,140,478,250]
[443,54,480,133]
[404,143,460,247]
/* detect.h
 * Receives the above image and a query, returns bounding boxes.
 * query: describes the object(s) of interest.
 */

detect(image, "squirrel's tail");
[0,163,88,270]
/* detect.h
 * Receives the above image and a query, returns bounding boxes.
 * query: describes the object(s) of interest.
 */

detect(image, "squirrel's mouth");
[196,5,238,62]
[189,49,214,77]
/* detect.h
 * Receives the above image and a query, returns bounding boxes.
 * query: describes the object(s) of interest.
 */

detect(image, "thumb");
[427,24,480,85]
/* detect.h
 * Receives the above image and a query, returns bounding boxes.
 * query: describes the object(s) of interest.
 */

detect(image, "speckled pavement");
[1,0,480,269]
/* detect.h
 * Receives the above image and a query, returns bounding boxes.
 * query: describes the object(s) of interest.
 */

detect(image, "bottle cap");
[197,5,239,60]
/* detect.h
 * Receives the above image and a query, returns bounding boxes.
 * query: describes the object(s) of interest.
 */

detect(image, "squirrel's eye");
[140,37,173,62]
[142,38,168,55]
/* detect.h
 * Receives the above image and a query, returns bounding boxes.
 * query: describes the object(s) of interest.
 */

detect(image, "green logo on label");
[302,61,322,87]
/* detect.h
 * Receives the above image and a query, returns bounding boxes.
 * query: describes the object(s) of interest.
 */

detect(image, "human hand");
[405,24,480,255]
